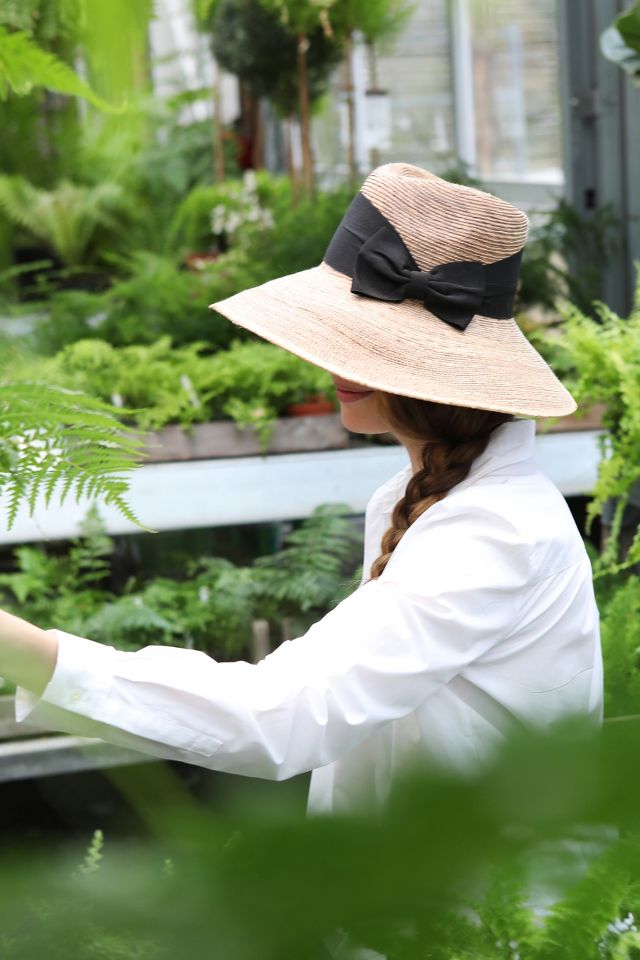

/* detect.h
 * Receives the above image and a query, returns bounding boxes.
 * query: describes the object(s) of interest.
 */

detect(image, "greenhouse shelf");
[0,429,604,545]
[0,734,155,783]
[0,695,154,782]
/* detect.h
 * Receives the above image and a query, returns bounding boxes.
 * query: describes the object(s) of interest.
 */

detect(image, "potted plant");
[286,393,335,417]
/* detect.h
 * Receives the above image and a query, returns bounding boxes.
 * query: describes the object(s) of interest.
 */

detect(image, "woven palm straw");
[212,164,576,418]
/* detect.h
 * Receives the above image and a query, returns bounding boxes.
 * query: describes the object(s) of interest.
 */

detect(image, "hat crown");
[360,163,529,272]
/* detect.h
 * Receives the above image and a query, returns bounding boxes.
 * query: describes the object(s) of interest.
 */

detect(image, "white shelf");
[0,734,154,783]
[0,430,604,545]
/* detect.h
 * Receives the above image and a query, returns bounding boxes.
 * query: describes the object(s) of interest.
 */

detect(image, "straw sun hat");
[212,163,576,418]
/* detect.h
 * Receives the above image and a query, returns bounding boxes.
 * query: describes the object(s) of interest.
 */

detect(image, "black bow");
[351,225,485,332]
[323,192,522,332]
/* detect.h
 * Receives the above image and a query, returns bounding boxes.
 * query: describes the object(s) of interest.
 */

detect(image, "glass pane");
[468,0,562,183]
[313,0,455,181]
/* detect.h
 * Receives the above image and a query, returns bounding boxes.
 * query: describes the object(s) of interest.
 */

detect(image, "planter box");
[538,404,606,435]
[138,413,350,463]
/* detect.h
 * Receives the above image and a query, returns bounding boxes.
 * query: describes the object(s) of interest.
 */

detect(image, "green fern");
[252,505,363,621]
[0,25,119,110]
[539,270,640,575]
[0,379,145,529]
[0,175,126,267]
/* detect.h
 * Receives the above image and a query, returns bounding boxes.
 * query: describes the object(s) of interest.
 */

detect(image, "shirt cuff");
[15,628,116,725]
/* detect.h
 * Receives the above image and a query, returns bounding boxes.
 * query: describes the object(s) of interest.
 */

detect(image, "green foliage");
[332,0,414,45]
[0,505,112,630]
[12,337,336,437]
[0,0,81,41]
[0,380,144,529]
[252,505,362,628]
[0,504,360,659]
[536,273,640,573]
[166,170,281,256]
[4,723,640,958]
[210,0,343,116]
[0,174,128,267]
[518,199,619,315]
[79,557,257,657]
[75,828,105,878]
[238,181,354,281]
[88,251,240,350]
[0,24,118,110]
[597,574,640,719]
[601,2,640,84]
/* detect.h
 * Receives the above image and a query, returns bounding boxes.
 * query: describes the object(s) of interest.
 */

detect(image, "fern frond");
[0,380,148,530]
[0,26,120,111]
[0,176,127,267]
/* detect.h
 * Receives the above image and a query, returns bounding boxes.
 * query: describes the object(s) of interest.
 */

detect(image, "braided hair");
[369,394,515,580]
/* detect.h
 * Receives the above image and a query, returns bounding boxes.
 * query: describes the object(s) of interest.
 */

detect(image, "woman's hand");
[0,609,58,696]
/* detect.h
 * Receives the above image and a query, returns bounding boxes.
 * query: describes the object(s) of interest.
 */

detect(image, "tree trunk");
[251,97,264,170]
[213,65,225,183]
[284,116,302,205]
[296,32,314,196]
[343,31,357,185]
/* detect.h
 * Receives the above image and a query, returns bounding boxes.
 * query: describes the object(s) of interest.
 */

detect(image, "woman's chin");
[338,404,391,435]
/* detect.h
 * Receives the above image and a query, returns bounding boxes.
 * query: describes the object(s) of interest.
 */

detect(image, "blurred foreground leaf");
[3,719,640,958]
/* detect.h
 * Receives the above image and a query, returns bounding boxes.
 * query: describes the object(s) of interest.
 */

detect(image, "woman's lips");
[335,386,374,404]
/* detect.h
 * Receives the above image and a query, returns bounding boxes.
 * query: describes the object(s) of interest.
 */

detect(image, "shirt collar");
[393,417,537,492]
[463,417,537,484]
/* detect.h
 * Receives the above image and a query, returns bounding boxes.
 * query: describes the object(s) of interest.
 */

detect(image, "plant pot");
[286,396,335,417]
[184,252,220,272]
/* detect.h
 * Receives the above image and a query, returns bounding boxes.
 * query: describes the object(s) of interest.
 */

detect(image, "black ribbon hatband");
[323,192,522,332]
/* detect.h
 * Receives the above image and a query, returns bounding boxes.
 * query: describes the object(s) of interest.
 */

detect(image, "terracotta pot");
[286,396,335,417]
[184,252,220,272]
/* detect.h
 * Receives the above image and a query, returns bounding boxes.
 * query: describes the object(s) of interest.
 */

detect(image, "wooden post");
[251,619,271,663]
[213,61,226,183]
[296,32,314,196]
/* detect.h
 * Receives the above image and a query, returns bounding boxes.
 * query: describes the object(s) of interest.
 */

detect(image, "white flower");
[243,169,257,191]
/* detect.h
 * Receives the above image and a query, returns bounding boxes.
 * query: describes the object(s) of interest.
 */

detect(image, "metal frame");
[557,0,640,315]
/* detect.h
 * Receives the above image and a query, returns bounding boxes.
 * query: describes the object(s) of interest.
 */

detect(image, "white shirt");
[16,419,603,814]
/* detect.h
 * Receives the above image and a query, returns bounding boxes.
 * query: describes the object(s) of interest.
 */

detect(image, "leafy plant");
[13,337,336,439]
[237,181,354,280]
[518,199,619,316]
[0,380,144,529]
[252,504,362,632]
[597,574,640,719]
[537,272,640,573]
[0,175,128,268]
[166,170,280,257]
[208,0,343,125]
[3,722,640,958]
[17,336,220,432]
[0,504,360,661]
[0,24,118,109]
[601,1,640,84]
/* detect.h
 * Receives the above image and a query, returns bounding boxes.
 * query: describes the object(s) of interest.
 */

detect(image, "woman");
[0,164,602,814]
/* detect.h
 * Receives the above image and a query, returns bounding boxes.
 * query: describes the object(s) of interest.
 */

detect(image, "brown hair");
[369,394,515,580]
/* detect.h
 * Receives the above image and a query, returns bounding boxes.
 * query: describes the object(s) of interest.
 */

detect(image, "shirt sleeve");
[15,507,528,781]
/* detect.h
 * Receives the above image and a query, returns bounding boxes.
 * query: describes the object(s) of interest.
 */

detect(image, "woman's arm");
[0,609,58,696]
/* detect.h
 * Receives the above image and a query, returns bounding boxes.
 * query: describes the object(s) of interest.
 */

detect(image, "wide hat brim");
[211,262,576,419]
